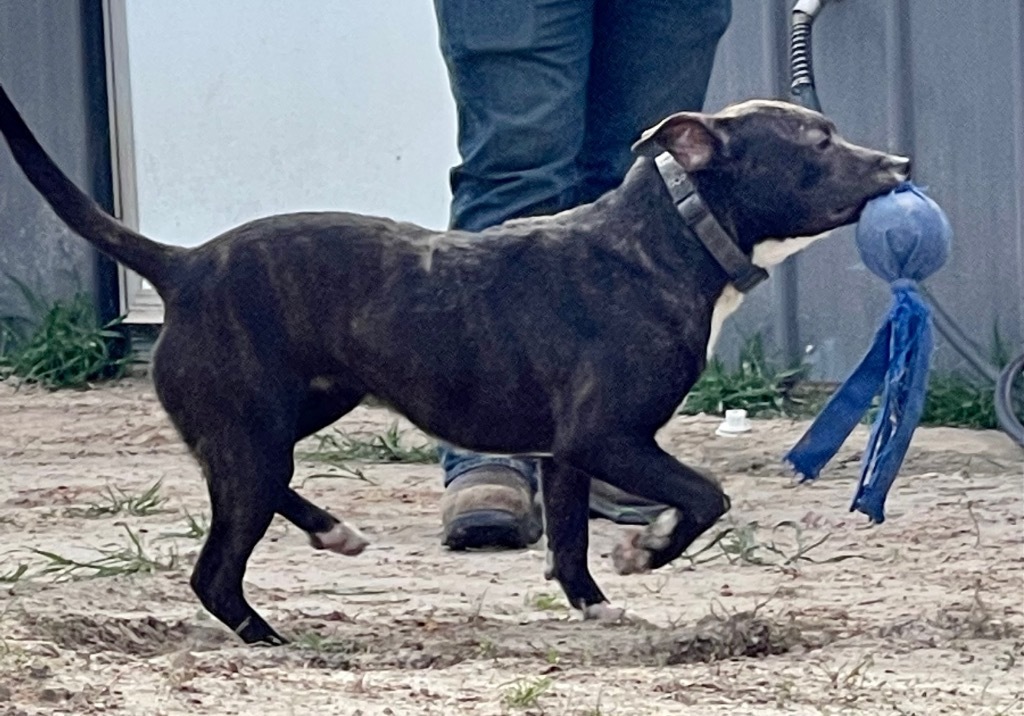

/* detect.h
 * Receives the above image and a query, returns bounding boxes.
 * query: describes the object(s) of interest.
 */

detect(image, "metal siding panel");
[906,0,1023,371]
[0,1,110,321]
[701,0,791,367]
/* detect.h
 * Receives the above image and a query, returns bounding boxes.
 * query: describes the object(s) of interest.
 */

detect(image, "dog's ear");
[631,113,726,172]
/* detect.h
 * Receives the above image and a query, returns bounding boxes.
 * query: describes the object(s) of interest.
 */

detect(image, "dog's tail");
[0,84,184,292]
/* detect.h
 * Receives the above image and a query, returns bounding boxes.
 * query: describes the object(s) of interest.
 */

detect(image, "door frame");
[103,0,163,323]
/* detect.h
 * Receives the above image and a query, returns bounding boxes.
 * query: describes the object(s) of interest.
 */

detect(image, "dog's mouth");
[828,202,865,225]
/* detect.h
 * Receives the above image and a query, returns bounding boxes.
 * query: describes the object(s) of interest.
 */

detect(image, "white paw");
[311,522,369,556]
[582,602,627,621]
[611,530,652,575]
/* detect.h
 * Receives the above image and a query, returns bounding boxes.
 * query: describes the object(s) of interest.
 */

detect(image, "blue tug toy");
[785,183,953,523]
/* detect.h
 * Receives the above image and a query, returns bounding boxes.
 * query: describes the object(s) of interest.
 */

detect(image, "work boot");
[588,479,666,525]
[441,466,543,550]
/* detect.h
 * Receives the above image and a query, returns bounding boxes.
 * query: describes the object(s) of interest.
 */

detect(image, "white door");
[109,0,459,322]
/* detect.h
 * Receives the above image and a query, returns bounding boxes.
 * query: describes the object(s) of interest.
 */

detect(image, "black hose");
[790,13,823,113]
[920,285,1001,384]
[995,353,1024,447]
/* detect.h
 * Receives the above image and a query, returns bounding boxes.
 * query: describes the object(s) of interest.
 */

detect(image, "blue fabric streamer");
[785,182,952,523]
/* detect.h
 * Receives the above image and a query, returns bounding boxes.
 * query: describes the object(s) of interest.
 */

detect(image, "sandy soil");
[0,377,1021,716]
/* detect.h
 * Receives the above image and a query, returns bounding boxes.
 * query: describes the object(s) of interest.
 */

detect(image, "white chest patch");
[706,231,831,360]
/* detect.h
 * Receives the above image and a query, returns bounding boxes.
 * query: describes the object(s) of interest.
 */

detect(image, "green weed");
[158,510,209,541]
[306,422,436,464]
[33,524,178,580]
[65,481,169,519]
[292,631,361,654]
[502,677,552,710]
[0,277,128,389]
[681,519,863,569]
[682,334,806,417]
[0,563,29,583]
[921,373,998,430]
[528,592,567,612]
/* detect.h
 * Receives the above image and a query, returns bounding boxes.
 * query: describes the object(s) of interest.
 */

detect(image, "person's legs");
[575,0,731,523]
[578,0,732,204]
[435,0,595,231]
[433,0,594,549]
[431,0,733,546]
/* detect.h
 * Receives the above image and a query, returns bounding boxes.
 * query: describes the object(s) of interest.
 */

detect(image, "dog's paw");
[582,602,653,627]
[582,602,627,621]
[311,522,369,556]
[611,530,652,575]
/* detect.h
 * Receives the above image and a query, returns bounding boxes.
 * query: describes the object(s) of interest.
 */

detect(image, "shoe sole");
[442,509,540,551]
[588,496,665,526]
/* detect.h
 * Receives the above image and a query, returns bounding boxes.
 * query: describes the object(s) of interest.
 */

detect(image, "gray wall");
[0,1,117,325]
[1,1,1021,379]
[706,0,1024,378]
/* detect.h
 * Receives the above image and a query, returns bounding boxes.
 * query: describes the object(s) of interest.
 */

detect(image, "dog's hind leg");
[277,489,369,556]
[538,458,609,612]
[188,428,294,646]
[282,379,371,553]
[559,436,730,576]
[294,377,366,441]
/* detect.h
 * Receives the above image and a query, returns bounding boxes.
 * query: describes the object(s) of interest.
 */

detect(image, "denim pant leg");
[578,0,733,203]
[433,0,595,232]
[433,0,595,491]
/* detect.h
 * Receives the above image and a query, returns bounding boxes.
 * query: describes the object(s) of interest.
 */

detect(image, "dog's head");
[633,99,910,243]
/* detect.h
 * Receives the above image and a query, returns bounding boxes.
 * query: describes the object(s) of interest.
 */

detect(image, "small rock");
[27,665,51,680]
[38,687,70,703]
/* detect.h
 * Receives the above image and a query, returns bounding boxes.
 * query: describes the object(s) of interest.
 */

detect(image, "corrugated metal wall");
[705,0,1024,380]
[0,1,117,324]
[1,1,1021,381]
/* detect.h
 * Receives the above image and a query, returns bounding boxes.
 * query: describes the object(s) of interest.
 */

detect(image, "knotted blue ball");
[855,182,952,283]
[786,180,954,524]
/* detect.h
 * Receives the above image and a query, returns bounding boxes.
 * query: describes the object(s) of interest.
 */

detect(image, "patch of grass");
[158,510,209,541]
[306,422,436,464]
[684,324,1020,430]
[502,677,552,710]
[682,334,806,417]
[528,592,567,612]
[292,631,361,654]
[921,373,999,430]
[904,321,1014,430]
[0,277,129,389]
[65,481,170,519]
[33,524,178,580]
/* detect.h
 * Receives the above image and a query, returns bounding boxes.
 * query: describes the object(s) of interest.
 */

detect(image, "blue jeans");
[434,0,732,489]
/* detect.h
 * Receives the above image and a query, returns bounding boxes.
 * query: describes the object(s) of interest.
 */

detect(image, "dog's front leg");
[538,458,609,614]
[559,436,730,575]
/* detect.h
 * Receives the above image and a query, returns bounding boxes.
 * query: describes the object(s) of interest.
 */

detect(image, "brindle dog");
[0,86,908,644]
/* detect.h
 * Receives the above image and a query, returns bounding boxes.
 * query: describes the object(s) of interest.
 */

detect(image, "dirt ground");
[0,377,1021,716]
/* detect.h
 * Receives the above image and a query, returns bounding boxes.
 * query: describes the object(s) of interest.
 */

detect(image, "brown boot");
[441,466,542,550]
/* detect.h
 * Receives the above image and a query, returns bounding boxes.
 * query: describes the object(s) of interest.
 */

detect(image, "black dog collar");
[655,155,769,293]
